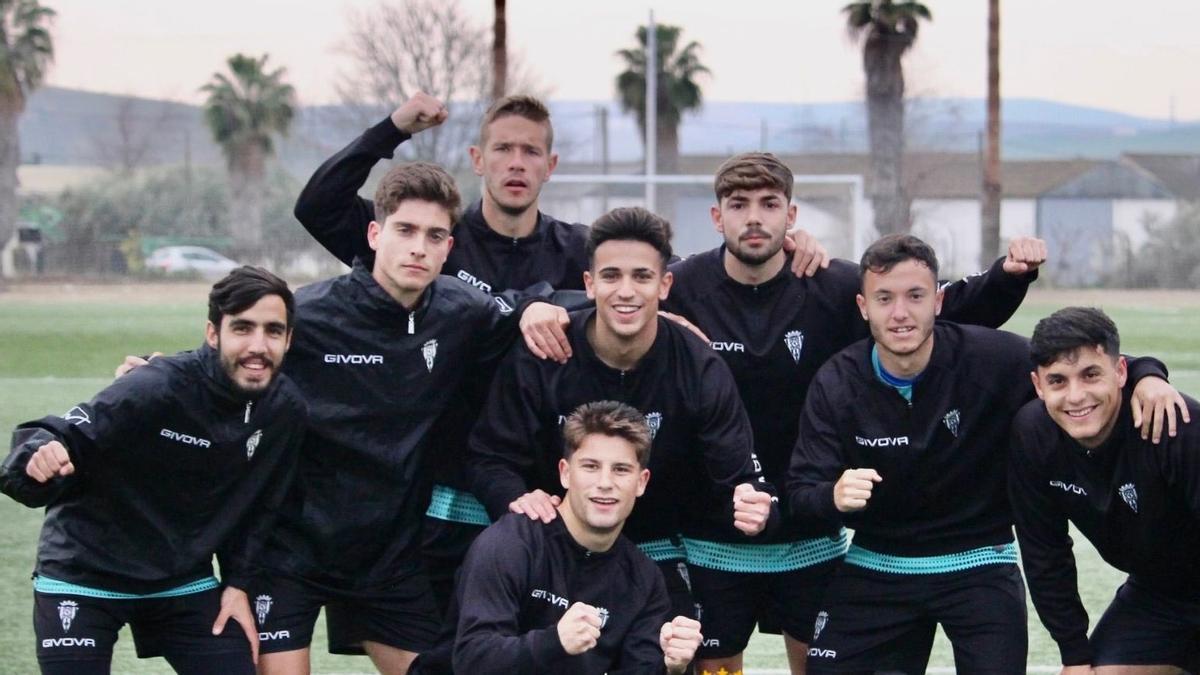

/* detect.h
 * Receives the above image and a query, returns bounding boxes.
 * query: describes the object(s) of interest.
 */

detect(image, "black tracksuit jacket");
[0,345,307,594]
[1009,390,1200,665]
[414,514,672,674]
[665,249,1033,542]
[294,116,590,300]
[787,322,1167,557]
[258,261,517,585]
[467,309,777,546]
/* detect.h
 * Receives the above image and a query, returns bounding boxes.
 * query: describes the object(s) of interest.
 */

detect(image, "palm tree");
[0,0,55,279]
[981,0,1002,267]
[201,53,295,253]
[844,0,931,236]
[616,24,709,174]
[491,0,506,100]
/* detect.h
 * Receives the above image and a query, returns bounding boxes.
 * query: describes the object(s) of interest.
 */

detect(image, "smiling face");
[712,187,796,267]
[559,433,650,536]
[1033,345,1128,449]
[584,240,672,344]
[367,199,454,307]
[857,258,943,367]
[470,114,557,218]
[205,294,292,397]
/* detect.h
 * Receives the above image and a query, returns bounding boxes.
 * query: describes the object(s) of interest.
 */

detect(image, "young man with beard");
[411,400,703,674]
[787,235,1180,674]
[1011,307,1197,674]
[467,207,777,624]
[662,152,1046,675]
[0,267,306,674]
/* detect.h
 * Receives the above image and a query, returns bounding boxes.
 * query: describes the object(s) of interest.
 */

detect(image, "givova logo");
[324,354,383,365]
[160,428,211,448]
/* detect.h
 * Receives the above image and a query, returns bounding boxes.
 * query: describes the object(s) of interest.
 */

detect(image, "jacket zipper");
[244,401,252,423]
[408,312,415,335]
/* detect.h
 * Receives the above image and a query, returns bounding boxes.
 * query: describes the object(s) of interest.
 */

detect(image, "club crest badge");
[255,595,273,625]
[1119,483,1138,514]
[422,339,438,373]
[784,330,804,364]
[58,600,78,632]
[597,607,610,629]
[63,406,91,425]
[246,429,262,460]
[813,610,829,641]
[645,412,663,440]
[943,409,961,437]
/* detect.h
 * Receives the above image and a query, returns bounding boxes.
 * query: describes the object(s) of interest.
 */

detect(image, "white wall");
[1112,199,1177,252]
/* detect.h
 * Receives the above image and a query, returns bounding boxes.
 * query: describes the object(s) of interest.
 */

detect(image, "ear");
[284,327,294,353]
[584,271,595,300]
[855,293,868,321]
[1031,370,1045,400]
[636,468,650,498]
[659,270,674,301]
[558,458,570,491]
[367,220,382,251]
[546,151,559,176]
[205,320,219,349]
[469,145,484,176]
[446,235,455,256]
[711,204,723,234]
[934,285,945,316]
[1115,355,1128,389]
[786,202,798,227]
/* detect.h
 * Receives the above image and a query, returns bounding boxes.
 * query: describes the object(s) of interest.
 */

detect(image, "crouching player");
[0,267,306,674]
[1011,307,1198,674]
[412,400,702,674]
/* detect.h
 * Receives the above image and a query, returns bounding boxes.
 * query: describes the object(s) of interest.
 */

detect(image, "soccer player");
[467,206,777,623]
[662,152,1047,675]
[1011,307,1197,674]
[411,400,703,674]
[787,235,1178,674]
[0,267,306,674]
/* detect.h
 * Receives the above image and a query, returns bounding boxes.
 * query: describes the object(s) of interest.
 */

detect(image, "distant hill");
[20,87,1200,181]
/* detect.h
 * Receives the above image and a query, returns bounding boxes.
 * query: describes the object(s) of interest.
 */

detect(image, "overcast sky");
[43,0,1200,120]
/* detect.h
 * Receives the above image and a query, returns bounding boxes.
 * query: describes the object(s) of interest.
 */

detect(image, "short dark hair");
[208,266,294,329]
[561,400,652,467]
[479,94,554,151]
[373,161,461,224]
[714,152,794,202]
[1030,307,1121,367]
[586,207,673,268]
[859,233,939,284]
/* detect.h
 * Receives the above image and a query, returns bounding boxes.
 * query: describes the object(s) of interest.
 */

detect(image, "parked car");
[145,246,239,278]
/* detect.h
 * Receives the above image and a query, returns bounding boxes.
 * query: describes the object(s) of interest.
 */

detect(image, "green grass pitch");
[0,288,1195,673]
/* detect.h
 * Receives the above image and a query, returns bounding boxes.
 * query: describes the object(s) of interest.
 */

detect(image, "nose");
[1065,378,1087,405]
[889,297,910,322]
[615,275,636,298]
[596,467,615,490]
[247,328,269,354]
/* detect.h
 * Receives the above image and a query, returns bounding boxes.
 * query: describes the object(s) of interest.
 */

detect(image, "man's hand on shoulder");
[784,228,830,277]
[660,615,702,674]
[509,489,561,523]
[391,92,448,135]
[114,352,161,379]
[520,302,571,364]
[1131,375,1191,443]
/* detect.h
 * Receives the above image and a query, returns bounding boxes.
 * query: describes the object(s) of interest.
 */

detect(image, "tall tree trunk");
[980,0,1002,267]
[656,119,679,175]
[229,143,266,257]
[491,0,507,101]
[864,39,910,236]
[0,98,21,280]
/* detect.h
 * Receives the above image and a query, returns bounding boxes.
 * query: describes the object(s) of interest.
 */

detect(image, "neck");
[587,315,657,372]
[372,268,424,310]
[481,195,539,239]
[557,500,620,552]
[723,247,786,285]
[876,334,934,380]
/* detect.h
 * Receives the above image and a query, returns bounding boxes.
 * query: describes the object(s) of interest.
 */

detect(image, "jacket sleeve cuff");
[529,626,570,666]
[1058,635,1092,666]
[361,117,412,156]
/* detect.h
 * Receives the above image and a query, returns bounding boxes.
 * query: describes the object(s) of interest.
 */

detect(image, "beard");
[727,231,784,267]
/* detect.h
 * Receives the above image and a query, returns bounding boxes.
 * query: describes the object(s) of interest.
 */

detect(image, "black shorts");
[689,559,840,658]
[34,587,253,672]
[806,563,1027,674]
[421,516,486,615]
[249,567,441,656]
[1090,576,1200,670]
[657,559,700,622]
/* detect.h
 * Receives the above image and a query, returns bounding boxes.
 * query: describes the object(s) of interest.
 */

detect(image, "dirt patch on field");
[0,281,211,304]
[1025,288,1200,308]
